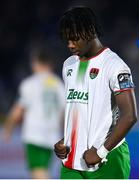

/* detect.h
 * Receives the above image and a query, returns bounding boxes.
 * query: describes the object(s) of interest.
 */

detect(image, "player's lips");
[70,50,80,55]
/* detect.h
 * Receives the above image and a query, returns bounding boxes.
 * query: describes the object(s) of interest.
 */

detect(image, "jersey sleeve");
[62,61,66,83]
[109,63,135,95]
[16,81,29,107]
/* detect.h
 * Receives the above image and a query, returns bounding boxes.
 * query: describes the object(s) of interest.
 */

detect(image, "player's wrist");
[97,145,109,159]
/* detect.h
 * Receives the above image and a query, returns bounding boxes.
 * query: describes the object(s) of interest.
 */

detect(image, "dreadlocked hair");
[60,6,102,42]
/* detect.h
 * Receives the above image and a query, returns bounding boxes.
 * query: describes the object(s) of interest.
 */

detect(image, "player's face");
[67,38,93,57]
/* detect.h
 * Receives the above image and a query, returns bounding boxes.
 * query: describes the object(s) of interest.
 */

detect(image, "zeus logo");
[67,89,88,100]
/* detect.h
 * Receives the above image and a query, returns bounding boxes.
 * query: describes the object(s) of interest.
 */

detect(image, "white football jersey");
[62,48,134,171]
[17,72,65,148]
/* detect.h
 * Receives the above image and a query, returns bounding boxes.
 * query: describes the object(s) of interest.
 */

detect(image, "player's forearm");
[104,114,137,151]
[4,105,24,134]
[4,116,18,134]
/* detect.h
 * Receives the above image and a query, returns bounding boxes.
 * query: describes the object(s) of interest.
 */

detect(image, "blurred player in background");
[3,47,65,179]
[54,6,138,179]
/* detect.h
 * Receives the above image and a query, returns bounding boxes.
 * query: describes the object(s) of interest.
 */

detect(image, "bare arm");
[3,104,25,141]
[83,89,138,166]
[104,89,138,150]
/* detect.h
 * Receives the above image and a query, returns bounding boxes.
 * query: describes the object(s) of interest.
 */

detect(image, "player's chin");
[71,51,80,56]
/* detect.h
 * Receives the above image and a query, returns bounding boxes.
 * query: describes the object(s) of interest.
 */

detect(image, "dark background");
[0,0,139,112]
[0,0,138,178]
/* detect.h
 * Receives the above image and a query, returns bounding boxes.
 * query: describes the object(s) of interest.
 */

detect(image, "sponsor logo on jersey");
[118,73,134,89]
[67,69,73,76]
[89,68,99,79]
[67,89,88,101]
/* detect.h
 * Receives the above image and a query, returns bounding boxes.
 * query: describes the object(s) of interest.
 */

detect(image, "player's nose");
[68,40,76,49]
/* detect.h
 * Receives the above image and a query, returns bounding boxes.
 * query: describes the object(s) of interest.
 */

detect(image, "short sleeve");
[109,64,135,95]
[16,81,29,107]
[62,61,66,83]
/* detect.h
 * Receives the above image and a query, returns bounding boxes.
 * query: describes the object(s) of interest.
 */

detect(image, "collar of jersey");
[79,47,108,62]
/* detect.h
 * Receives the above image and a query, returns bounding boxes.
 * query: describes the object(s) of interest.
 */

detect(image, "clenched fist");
[83,146,102,167]
[54,139,70,159]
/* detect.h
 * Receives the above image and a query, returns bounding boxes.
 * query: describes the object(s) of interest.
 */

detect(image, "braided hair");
[60,6,102,42]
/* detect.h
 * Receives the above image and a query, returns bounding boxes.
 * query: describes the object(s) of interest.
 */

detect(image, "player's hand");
[1,128,12,143]
[54,139,70,159]
[83,146,102,167]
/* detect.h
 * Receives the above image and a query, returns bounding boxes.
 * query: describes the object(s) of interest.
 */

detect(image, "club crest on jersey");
[89,68,99,79]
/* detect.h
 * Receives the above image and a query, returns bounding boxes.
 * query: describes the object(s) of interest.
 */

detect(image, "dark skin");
[54,138,70,159]
[54,35,138,167]
[83,89,137,167]
[67,35,103,61]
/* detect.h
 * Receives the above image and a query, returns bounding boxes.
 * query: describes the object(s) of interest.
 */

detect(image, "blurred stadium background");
[0,0,138,178]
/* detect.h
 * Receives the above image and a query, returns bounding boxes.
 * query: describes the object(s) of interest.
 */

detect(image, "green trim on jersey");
[114,91,122,96]
[77,61,89,82]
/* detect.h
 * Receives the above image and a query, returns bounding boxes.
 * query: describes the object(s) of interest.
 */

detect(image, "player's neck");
[92,38,104,55]
[80,38,104,61]
[34,66,52,74]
